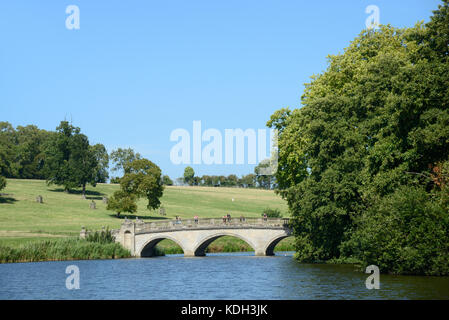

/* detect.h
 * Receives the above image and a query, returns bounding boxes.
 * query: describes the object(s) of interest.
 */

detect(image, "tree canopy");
[43,121,108,195]
[107,158,164,216]
[268,1,449,274]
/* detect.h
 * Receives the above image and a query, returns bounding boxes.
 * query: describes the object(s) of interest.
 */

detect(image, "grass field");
[0,179,293,252]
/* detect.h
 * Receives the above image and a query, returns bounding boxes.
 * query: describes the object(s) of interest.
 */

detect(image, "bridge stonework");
[113,218,292,257]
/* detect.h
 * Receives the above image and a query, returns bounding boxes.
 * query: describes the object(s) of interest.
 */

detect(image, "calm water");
[1,252,448,300]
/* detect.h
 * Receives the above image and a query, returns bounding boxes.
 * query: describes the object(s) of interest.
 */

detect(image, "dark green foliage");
[121,159,164,211]
[262,208,282,218]
[43,121,98,194]
[90,144,109,183]
[0,122,54,179]
[162,175,173,186]
[107,190,138,217]
[110,177,121,184]
[183,166,195,185]
[345,186,449,275]
[107,158,164,216]
[0,121,108,186]
[268,2,449,274]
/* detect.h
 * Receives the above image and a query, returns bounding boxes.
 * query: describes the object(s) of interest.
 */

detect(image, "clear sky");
[0,0,441,179]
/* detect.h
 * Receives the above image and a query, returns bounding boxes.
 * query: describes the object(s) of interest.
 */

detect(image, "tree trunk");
[117,212,121,218]
[82,183,86,199]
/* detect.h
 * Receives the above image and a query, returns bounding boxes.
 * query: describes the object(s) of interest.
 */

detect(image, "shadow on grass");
[48,188,106,200]
[108,214,170,221]
[0,196,17,204]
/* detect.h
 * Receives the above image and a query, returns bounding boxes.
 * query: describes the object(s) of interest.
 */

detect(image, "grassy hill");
[0,179,291,251]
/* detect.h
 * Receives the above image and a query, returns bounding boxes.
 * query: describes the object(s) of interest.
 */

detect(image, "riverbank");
[0,236,295,263]
[0,238,131,263]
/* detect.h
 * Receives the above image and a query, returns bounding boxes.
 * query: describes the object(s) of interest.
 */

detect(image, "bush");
[345,186,449,275]
[262,208,282,218]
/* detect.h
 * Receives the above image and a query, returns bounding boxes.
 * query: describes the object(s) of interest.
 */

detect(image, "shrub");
[346,186,449,275]
[262,207,282,218]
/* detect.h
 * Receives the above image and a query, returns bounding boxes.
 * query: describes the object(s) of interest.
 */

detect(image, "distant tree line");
[0,121,166,206]
[179,161,276,189]
[0,121,109,196]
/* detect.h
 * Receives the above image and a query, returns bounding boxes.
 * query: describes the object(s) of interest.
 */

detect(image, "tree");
[345,185,449,275]
[110,148,141,174]
[162,175,173,186]
[183,166,195,186]
[226,174,238,187]
[0,122,17,178]
[107,190,137,217]
[201,175,213,186]
[90,144,109,183]
[255,160,274,189]
[14,125,52,179]
[268,1,449,271]
[120,158,164,211]
[241,174,256,188]
[43,121,98,196]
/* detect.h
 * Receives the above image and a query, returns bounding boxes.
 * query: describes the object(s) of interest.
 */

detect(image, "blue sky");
[0,0,441,179]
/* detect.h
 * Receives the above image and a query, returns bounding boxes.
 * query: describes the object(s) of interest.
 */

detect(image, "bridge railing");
[128,217,290,233]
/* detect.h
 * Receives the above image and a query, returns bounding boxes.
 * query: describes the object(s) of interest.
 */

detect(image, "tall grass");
[0,238,131,263]
[85,228,115,244]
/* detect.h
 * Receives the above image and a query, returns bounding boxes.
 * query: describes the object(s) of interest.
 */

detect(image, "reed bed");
[0,237,131,263]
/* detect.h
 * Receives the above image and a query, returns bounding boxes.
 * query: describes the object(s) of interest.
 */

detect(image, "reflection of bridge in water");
[112,218,292,257]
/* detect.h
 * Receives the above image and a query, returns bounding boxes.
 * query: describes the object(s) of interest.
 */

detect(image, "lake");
[1,252,448,300]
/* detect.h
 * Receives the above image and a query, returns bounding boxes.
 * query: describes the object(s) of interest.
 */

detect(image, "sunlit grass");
[0,179,288,249]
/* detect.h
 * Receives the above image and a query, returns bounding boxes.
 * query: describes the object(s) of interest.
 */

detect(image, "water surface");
[1,252,448,300]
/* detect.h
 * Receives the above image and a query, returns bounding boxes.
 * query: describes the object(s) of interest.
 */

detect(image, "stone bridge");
[111,217,291,257]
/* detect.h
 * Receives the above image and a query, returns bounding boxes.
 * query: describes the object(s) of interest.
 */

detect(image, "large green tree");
[0,122,17,178]
[107,190,138,217]
[43,121,98,195]
[183,166,195,186]
[14,125,53,179]
[90,144,109,183]
[268,1,449,273]
[120,158,164,211]
[162,175,173,186]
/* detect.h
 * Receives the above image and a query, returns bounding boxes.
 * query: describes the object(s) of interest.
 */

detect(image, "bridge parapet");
[125,217,290,234]
[112,217,291,257]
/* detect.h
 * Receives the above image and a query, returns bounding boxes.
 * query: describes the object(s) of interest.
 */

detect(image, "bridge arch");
[264,234,292,256]
[139,235,186,257]
[194,231,257,256]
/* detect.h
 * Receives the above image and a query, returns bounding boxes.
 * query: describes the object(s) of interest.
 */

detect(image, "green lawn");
[0,179,291,250]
